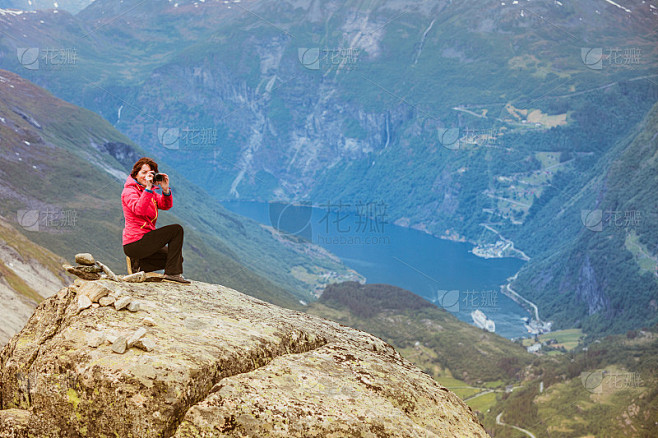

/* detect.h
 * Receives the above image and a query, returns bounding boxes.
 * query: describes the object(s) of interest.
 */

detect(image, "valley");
[0,0,656,435]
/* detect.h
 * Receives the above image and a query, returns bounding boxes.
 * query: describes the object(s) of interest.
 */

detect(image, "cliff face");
[0,279,487,437]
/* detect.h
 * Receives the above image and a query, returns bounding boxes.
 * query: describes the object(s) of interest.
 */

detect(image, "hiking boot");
[126,256,140,274]
[163,274,191,284]
[131,258,140,274]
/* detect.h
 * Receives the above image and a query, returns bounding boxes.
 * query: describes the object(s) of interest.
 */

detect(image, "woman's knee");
[166,223,183,234]
[171,223,184,240]
[123,245,136,258]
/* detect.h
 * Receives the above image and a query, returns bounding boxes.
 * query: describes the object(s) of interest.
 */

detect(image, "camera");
[149,171,165,183]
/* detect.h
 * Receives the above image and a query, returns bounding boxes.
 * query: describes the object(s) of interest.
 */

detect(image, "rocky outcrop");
[575,255,610,316]
[0,278,487,437]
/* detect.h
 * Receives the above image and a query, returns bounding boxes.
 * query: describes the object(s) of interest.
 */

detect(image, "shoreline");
[501,273,552,335]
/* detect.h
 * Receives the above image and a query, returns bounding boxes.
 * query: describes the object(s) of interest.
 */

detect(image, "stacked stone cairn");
[63,252,147,283]
[63,252,157,354]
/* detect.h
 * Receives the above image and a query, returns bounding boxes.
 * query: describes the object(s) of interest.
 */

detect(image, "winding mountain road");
[496,412,536,438]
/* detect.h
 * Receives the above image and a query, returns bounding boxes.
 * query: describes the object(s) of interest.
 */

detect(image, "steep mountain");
[0,0,656,335]
[0,69,359,310]
[1,1,95,15]
[512,101,658,336]
[0,277,488,437]
[0,214,69,346]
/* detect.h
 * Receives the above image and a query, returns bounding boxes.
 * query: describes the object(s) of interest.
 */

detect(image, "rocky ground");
[0,273,488,437]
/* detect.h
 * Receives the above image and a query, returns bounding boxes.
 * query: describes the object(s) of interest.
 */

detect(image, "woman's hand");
[159,173,170,193]
[144,171,154,190]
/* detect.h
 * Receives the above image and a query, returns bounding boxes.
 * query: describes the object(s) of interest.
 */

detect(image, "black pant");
[123,224,185,275]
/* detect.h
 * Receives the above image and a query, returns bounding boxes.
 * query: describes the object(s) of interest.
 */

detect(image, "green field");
[522,329,584,352]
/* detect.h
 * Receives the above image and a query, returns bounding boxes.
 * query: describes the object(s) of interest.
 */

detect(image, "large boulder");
[0,280,487,437]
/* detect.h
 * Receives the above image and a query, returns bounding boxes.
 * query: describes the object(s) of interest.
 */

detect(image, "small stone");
[97,261,120,282]
[127,301,141,312]
[76,294,92,313]
[133,338,155,352]
[144,272,165,282]
[122,271,146,283]
[86,331,105,348]
[75,253,95,265]
[74,264,103,273]
[127,328,147,347]
[99,296,115,307]
[112,336,127,354]
[92,303,100,308]
[57,288,69,299]
[142,316,156,327]
[114,296,132,311]
[64,264,102,281]
[79,282,111,303]
[0,409,32,434]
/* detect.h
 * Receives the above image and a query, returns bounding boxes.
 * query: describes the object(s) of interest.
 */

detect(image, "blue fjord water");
[222,200,530,339]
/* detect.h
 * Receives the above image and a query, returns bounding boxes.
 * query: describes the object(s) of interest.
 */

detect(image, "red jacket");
[121,176,173,245]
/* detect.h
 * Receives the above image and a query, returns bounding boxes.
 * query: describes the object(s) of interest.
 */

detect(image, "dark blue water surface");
[222,200,531,339]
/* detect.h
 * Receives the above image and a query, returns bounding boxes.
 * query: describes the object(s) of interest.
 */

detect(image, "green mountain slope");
[512,101,658,337]
[0,214,71,346]
[486,326,658,437]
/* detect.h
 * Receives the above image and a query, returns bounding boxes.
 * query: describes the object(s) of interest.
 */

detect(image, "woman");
[122,157,191,284]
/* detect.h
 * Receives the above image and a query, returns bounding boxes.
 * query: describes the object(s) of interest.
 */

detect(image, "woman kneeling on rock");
[122,157,191,284]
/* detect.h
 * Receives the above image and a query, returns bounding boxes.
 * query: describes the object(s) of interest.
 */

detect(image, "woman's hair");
[130,157,159,178]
